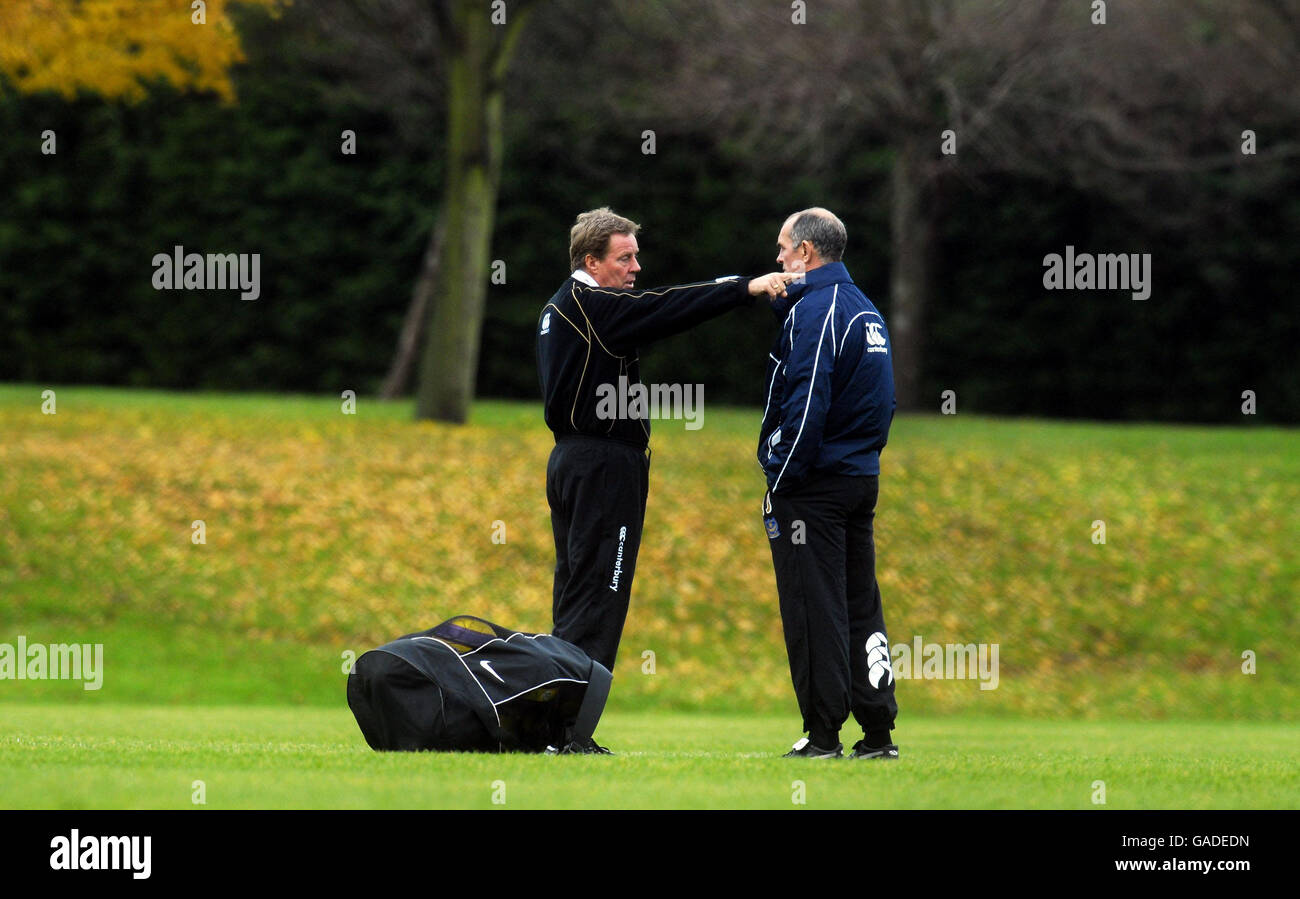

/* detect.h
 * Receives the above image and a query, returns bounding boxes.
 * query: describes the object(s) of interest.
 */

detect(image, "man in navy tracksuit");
[537,207,794,752]
[759,208,900,760]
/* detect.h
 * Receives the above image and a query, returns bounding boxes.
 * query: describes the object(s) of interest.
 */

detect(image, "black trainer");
[782,737,843,758]
[546,736,613,755]
[848,739,899,760]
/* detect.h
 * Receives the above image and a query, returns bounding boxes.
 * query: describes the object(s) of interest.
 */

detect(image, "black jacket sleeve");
[570,277,752,355]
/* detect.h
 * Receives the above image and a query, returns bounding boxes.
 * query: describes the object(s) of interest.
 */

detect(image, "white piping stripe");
[760,357,780,428]
[415,632,591,707]
[412,636,501,729]
[771,295,835,494]
[828,286,838,358]
[457,630,536,657]
[839,309,876,354]
[493,677,588,707]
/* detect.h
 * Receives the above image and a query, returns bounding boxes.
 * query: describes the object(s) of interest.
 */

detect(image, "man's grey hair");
[789,208,846,263]
[569,206,640,272]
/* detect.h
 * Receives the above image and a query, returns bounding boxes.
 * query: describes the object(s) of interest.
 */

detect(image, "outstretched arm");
[576,272,797,355]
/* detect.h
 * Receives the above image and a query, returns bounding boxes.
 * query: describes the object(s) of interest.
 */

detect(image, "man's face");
[587,232,641,288]
[776,218,806,274]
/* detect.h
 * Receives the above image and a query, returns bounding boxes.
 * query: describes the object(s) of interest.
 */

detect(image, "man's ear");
[584,254,599,275]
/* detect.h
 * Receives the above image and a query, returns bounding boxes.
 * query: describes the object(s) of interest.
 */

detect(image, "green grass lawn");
[2,705,1296,810]
[2,386,1297,813]
[2,384,1297,719]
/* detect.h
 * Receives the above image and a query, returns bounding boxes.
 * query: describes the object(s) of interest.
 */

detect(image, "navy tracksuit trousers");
[766,474,897,745]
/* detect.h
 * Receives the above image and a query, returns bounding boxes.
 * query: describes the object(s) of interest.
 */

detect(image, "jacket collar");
[792,261,851,293]
[780,261,852,311]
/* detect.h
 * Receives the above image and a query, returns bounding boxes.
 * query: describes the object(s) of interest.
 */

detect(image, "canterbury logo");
[609,525,628,592]
[866,631,894,689]
[479,660,505,684]
[865,322,886,346]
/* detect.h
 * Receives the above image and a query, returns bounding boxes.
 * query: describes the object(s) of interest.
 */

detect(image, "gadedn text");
[0,636,103,690]
[50,830,151,880]
[596,376,704,430]
[1042,245,1152,301]
[866,633,1000,691]
[152,245,261,301]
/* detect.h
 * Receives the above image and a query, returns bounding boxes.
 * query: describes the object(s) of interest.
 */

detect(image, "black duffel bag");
[347,615,612,753]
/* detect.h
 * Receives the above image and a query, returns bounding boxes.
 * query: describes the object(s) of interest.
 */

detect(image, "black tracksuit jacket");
[537,274,753,445]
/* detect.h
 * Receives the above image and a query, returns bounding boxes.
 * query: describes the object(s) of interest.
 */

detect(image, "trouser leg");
[547,446,572,624]
[846,475,898,737]
[548,439,649,671]
[766,478,851,744]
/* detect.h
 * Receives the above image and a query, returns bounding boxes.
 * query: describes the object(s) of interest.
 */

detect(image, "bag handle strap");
[430,616,522,650]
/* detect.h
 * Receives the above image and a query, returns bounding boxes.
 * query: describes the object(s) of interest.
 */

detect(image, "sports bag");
[347,615,612,752]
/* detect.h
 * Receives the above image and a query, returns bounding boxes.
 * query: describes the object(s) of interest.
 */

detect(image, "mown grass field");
[2,385,1297,810]
[3,705,1297,809]
[2,384,1296,718]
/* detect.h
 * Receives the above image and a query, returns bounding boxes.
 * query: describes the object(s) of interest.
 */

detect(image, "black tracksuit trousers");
[547,436,650,672]
[766,474,897,745]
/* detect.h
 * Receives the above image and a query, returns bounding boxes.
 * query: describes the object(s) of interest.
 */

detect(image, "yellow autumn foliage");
[1,389,1295,718]
[0,0,281,102]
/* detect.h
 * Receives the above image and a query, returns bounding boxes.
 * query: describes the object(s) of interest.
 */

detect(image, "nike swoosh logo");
[479,660,505,684]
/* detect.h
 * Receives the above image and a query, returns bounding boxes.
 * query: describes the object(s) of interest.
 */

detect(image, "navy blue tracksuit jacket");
[758,261,896,493]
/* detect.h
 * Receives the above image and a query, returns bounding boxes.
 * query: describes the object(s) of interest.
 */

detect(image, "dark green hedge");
[1,15,1295,424]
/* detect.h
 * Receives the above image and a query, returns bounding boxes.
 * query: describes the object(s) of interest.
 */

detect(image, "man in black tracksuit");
[759,208,900,760]
[537,207,793,752]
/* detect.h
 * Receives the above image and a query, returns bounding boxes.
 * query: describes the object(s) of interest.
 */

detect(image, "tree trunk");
[414,2,509,423]
[379,217,445,400]
[888,135,939,412]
